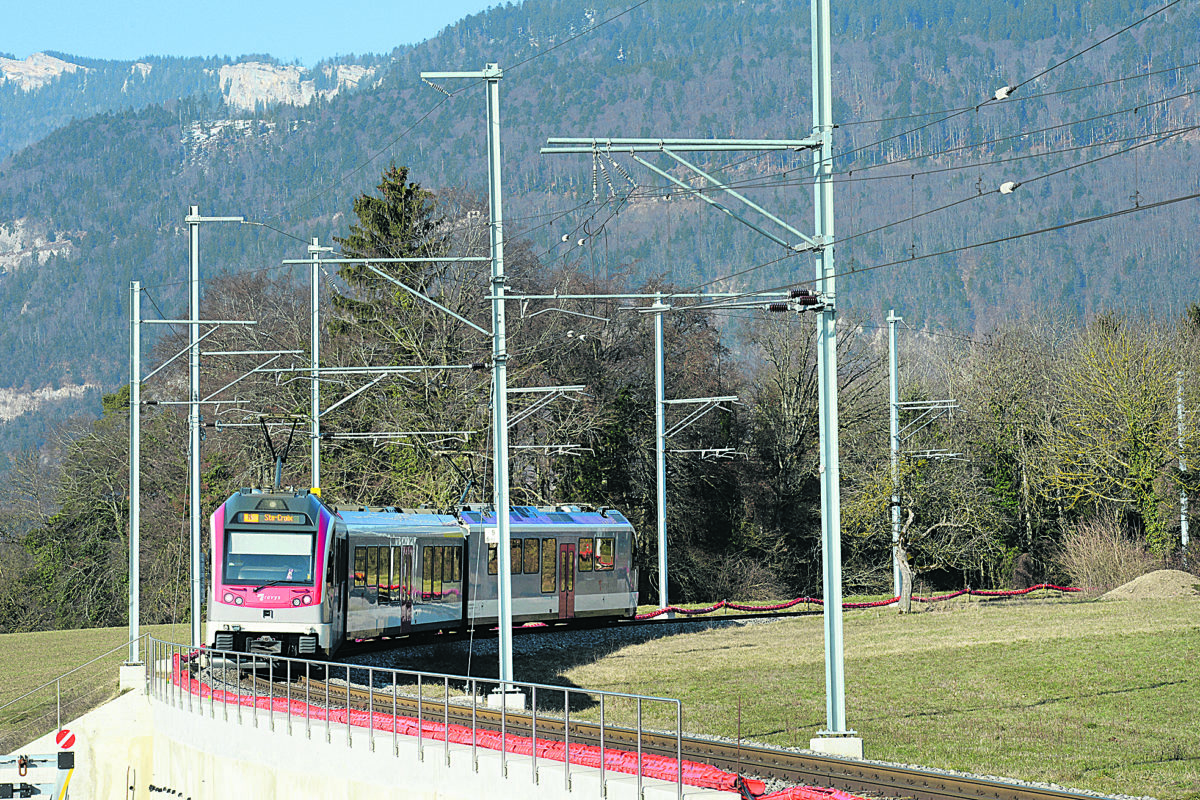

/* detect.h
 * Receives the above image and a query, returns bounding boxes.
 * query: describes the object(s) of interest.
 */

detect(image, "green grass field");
[567,596,1199,800]
[0,623,187,753]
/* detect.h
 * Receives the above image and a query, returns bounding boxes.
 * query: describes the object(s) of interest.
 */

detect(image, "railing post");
[599,694,606,793]
[187,649,193,715]
[287,658,293,735]
[345,665,352,747]
[676,701,683,800]
[500,680,507,777]
[268,658,274,731]
[564,688,570,791]
[417,673,424,761]
[531,685,538,783]
[368,667,375,752]
[392,674,398,756]
[252,656,258,727]
[56,679,61,732]
[471,679,478,772]
[637,698,643,799]
[444,676,450,766]
[236,653,243,725]
[305,661,311,739]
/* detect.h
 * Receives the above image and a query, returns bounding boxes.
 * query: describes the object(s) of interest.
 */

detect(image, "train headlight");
[302,595,312,605]
[234,596,244,605]
[223,592,234,603]
[292,598,301,607]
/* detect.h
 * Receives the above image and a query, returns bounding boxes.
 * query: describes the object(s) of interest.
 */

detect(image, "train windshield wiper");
[253,579,288,592]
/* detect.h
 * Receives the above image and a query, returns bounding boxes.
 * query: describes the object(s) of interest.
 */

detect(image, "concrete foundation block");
[487,689,527,711]
[119,663,146,694]
[809,735,864,759]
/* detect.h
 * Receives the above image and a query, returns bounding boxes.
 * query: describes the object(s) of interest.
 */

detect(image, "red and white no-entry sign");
[55,729,75,749]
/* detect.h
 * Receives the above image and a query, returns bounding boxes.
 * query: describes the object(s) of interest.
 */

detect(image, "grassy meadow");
[0,623,187,752]
[564,596,1199,800]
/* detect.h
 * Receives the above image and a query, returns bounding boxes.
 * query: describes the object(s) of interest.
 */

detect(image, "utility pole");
[484,64,515,690]
[185,206,244,649]
[421,63,517,694]
[310,238,332,488]
[888,311,902,599]
[1180,371,1190,557]
[128,281,141,664]
[653,294,669,609]
[810,0,857,754]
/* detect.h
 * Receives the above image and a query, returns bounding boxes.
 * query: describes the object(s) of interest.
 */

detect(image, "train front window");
[224,530,316,586]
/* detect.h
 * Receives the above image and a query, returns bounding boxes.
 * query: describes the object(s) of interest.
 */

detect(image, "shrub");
[1057,516,1159,592]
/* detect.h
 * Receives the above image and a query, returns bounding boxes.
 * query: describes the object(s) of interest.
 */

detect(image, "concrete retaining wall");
[12,669,736,800]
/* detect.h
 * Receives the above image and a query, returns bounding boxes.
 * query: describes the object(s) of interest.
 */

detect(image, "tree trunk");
[897,539,913,614]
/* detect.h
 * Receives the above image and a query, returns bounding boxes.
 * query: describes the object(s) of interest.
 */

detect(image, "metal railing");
[147,637,683,799]
[0,634,148,754]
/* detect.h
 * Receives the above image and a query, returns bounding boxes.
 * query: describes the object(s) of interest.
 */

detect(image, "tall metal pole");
[187,206,203,649]
[1180,371,1189,555]
[653,294,669,609]
[888,311,902,599]
[484,64,515,685]
[811,0,851,738]
[310,238,322,489]
[128,281,141,664]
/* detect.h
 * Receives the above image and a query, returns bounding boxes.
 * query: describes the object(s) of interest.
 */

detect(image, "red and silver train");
[206,488,639,659]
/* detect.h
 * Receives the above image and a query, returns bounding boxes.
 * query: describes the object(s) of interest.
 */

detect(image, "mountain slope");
[0,0,1197,456]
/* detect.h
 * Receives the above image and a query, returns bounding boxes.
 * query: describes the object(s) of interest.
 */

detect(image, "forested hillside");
[2,166,1197,633]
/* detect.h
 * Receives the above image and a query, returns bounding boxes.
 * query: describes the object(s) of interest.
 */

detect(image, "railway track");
[212,666,1102,800]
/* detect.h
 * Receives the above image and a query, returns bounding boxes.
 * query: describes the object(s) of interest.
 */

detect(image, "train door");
[558,542,576,619]
[400,545,414,633]
[335,536,349,642]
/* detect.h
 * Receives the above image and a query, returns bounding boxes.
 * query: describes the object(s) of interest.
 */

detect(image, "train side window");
[354,546,366,587]
[390,546,400,602]
[432,546,444,599]
[540,538,557,593]
[523,538,539,573]
[596,538,614,570]
[366,546,380,589]
[487,544,497,575]
[422,546,434,599]
[451,547,462,582]
[510,540,521,575]
[578,538,594,572]
[560,547,574,593]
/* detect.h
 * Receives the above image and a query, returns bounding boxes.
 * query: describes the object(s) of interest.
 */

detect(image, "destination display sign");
[237,511,307,525]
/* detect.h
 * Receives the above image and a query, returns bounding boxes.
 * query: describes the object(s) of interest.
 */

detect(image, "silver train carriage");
[207,490,639,659]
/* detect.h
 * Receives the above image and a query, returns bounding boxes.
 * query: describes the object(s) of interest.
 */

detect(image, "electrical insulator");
[471,362,488,371]
[767,302,790,313]
[790,289,820,306]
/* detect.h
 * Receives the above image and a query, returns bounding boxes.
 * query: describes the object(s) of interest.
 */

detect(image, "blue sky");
[3,1,501,66]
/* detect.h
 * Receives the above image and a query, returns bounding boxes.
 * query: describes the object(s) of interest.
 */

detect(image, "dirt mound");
[1101,569,1200,600]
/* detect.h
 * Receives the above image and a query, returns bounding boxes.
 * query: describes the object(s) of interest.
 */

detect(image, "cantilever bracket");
[663,395,738,439]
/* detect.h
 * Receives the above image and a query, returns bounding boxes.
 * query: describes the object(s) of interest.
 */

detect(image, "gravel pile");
[1101,569,1200,600]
